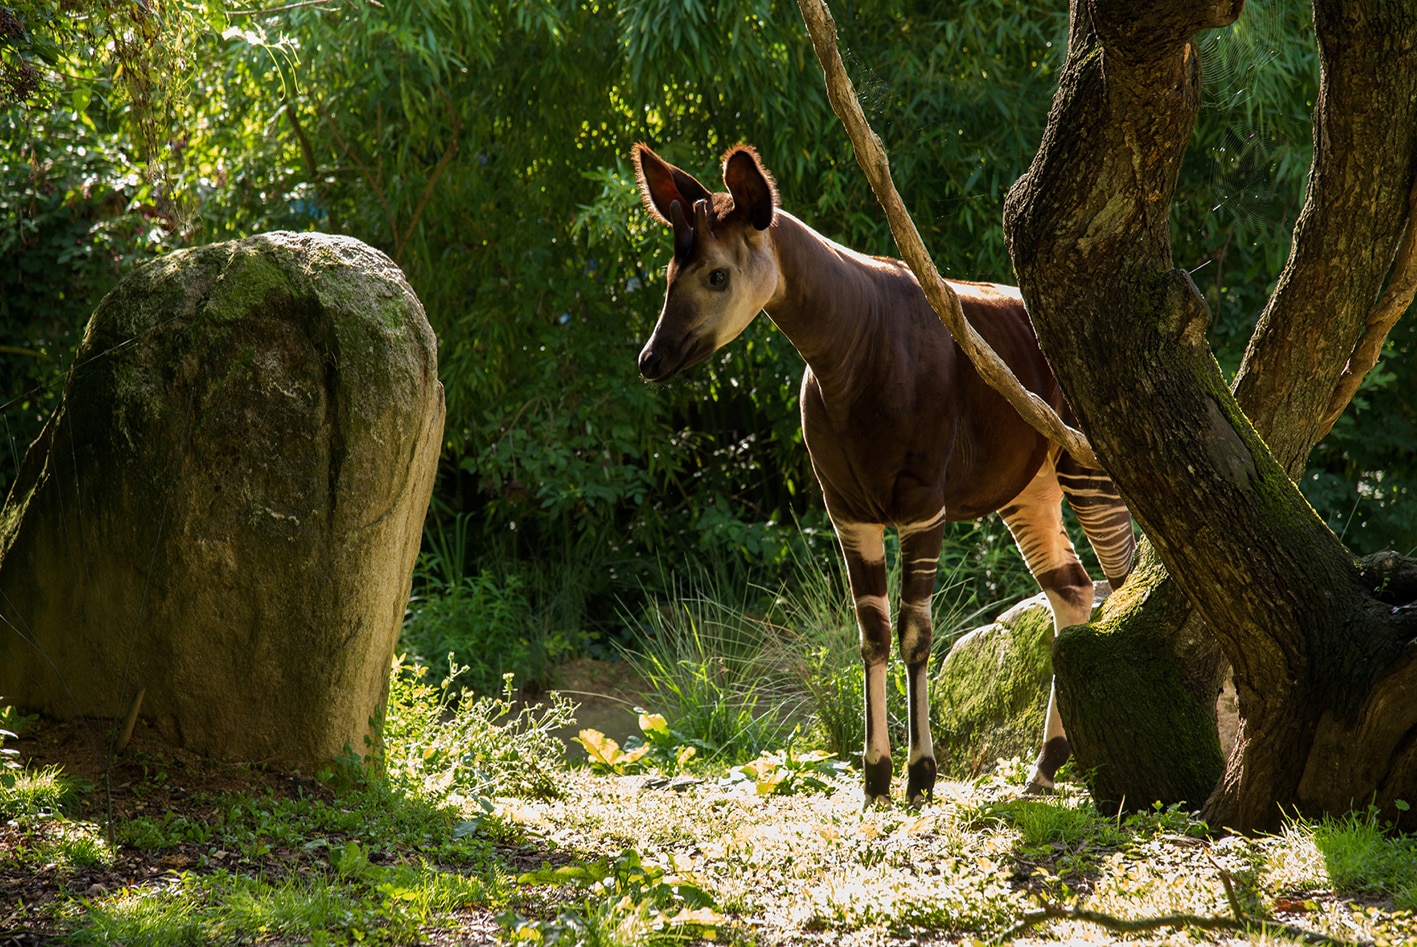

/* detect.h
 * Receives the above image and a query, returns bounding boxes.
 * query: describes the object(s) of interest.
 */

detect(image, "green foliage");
[506,847,723,946]
[979,797,1128,851]
[1306,805,1417,911]
[720,740,852,796]
[68,861,499,947]
[3,0,1414,679]
[0,760,76,819]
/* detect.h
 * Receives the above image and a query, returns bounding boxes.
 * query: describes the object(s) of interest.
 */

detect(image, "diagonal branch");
[1316,174,1417,440]
[795,0,1098,468]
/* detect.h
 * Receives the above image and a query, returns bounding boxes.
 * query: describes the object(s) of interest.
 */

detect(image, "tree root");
[999,856,1370,947]
[998,903,1369,946]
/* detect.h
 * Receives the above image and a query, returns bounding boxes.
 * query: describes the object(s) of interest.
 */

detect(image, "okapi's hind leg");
[1056,451,1136,589]
[835,520,894,805]
[998,456,1095,793]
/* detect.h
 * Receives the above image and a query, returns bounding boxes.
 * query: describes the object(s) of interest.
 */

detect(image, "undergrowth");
[5,549,1417,946]
[5,674,1417,946]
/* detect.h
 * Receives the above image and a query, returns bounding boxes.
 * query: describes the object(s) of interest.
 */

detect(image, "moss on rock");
[931,593,1059,780]
[1052,550,1226,811]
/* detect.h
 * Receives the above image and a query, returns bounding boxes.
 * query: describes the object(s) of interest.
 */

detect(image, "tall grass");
[622,521,1034,764]
[619,566,803,765]
[1308,806,1417,911]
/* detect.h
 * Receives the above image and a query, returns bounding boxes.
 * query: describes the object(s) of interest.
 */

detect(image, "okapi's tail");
[1056,451,1136,588]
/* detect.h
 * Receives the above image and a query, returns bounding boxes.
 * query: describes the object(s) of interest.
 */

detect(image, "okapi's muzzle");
[637,328,714,383]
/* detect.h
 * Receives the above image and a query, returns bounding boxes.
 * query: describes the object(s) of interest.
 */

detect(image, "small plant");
[382,659,576,803]
[575,710,700,776]
[719,738,852,796]
[0,760,76,820]
[505,848,723,946]
[575,728,651,776]
[983,798,1127,850]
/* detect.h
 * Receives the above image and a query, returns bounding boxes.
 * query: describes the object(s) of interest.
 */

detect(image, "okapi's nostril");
[638,348,661,380]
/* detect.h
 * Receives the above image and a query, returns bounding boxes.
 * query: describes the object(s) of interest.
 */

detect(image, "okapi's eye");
[708,268,729,289]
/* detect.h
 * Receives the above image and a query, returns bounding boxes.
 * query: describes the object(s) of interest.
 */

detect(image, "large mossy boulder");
[931,595,1055,779]
[0,232,444,769]
[932,586,1108,780]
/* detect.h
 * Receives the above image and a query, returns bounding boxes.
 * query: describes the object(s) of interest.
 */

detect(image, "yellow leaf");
[576,729,619,765]
[756,770,789,795]
[639,712,669,736]
[667,906,725,927]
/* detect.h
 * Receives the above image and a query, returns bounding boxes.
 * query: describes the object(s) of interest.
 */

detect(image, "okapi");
[632,143,1135,804]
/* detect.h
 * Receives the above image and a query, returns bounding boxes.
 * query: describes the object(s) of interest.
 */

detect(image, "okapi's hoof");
[906,757,936,807]
[1025,736,1071,793]
[863,757,892,806]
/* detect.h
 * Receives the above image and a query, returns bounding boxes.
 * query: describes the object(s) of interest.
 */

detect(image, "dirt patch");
[543,657,653,761]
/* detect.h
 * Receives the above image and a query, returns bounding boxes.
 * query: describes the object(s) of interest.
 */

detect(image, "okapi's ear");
[632,143,713,225]
[722,145,777,231]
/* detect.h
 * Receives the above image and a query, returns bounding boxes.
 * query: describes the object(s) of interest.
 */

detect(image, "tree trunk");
[1050,545,1226,811]
[1003,0,1417,832]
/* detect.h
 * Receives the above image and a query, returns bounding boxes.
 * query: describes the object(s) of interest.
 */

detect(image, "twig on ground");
[1000,899,1372,947]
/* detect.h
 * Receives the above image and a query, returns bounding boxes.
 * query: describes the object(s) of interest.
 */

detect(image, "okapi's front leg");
[897,518,945,805]
[835,520,893,804]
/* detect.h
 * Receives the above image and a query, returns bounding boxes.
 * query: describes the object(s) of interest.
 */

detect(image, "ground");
[3,663,1415,947]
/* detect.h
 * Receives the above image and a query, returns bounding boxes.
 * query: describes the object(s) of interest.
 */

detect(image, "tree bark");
[1003,0,1417,832]
[1050,545,1226,811]
[1233,1,1417,475]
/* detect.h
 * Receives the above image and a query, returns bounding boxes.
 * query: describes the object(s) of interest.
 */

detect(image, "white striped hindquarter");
[998,450,1134,790]
[1055,451,1137,587]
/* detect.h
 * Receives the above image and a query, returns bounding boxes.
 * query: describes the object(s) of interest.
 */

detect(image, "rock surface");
[0,232,444,770]
[932,585,1111,780]
[932,593,1058,780]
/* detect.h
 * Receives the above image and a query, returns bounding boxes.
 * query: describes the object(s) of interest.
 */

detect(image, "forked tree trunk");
[1002,0,1417,832]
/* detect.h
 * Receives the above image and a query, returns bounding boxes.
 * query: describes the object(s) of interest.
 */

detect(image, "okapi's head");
[632,143,779,382]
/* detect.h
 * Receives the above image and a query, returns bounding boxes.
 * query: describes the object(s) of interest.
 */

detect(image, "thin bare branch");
[319,102,398,251]
[228,0,341,16]
[284,102,342,233]
[795,0,1099,468]
[0,345,55,361]
[1317,174,1417,439]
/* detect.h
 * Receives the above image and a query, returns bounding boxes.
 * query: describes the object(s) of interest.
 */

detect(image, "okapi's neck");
[763,212,899,390]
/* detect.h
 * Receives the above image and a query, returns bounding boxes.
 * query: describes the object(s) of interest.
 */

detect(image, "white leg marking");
[1043,679,1065,742]
[908,679,934,765]
[864,662,891,766]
